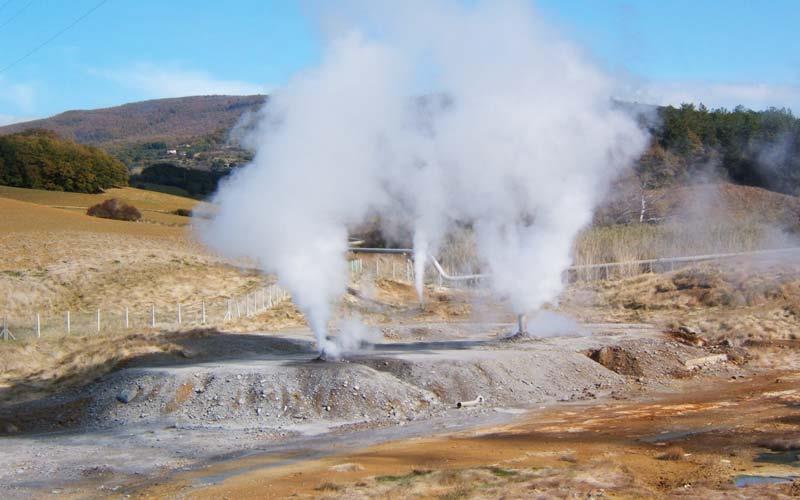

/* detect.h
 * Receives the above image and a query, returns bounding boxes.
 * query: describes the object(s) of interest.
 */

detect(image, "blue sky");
[0,0,798,124]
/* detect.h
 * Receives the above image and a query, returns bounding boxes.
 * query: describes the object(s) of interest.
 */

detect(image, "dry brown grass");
[572,220,792,279]
[0,330,196,406]
[0,195,272,335]
[561,262,800,345]
[0,185,209,227]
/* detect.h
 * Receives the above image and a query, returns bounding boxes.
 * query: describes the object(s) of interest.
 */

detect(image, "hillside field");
[0,189,264,329]
[0,185,204,227]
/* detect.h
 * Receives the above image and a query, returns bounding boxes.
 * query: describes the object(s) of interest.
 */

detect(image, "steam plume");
[201,0,648,353]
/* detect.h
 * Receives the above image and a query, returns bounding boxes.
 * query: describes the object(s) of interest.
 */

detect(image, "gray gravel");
[0,321,741,498]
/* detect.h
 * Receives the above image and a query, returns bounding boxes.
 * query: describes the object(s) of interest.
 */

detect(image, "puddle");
[755,450,800,466]
[735,474,797,487]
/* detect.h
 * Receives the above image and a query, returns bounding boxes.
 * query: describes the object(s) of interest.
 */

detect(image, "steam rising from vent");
[200,0,648,354]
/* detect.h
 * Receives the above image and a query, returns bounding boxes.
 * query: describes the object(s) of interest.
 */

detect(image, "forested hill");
[1,95,798,198]
[0,129,128,193]
[0,95,266,146]
[634,104,800,196]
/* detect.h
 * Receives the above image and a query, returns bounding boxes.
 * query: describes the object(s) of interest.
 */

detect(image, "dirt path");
[138,370,800,498]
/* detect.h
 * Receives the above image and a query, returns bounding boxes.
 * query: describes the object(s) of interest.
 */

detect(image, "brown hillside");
[0,95,266,146]
[653,182,800,226]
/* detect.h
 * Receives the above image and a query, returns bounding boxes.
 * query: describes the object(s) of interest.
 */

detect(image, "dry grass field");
[0,185,206,227]
[0,190,265,331]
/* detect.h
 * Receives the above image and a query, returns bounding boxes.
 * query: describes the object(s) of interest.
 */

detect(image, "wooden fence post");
[201,300,206,324]
[66,311,70,335]
[151,304,156,328]
[125,307,129,329]
[177,302,182,325]
[96,309,101,334]
[35,312,40,339]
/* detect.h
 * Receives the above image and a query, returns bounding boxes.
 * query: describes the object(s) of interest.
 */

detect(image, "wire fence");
[1,284,290,342]
[6,247,796,342]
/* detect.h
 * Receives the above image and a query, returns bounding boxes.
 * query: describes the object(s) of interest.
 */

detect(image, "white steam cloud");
[201,0,648,353]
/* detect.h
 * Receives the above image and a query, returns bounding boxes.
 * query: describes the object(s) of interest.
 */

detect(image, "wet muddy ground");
[134,369,800,498]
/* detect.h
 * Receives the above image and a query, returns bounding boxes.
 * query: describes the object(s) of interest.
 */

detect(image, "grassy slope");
[0,185,208,227]
[0,192,262,329]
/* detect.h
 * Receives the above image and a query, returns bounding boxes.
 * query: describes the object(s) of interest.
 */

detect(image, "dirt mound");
[375,278,418,303]
[587,346,643,377]
[0,331,642,434]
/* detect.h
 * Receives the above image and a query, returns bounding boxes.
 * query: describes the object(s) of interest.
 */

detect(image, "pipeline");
[348,246,800,283]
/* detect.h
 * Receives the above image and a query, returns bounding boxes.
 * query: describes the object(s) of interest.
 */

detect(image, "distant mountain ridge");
[0,95,267,146]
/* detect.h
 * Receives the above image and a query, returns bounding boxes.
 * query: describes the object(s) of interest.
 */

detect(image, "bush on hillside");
[86,198,141,221]
[172,208,192,217]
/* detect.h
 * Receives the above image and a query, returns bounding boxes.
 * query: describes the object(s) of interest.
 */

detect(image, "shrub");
[658,446,685,460]
[86,198,142,221]
[172,208,192,217]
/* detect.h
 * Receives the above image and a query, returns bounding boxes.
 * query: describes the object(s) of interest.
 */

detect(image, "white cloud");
[0,77,36,113]
[0,114,32,126]
[618,80,800,112]
[91,62,266,98]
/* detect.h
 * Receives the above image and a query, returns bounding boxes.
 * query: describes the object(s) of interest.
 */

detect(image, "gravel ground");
[0,321,745,498]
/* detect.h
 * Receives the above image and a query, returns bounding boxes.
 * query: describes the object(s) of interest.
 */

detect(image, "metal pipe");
[427,254,489,281]
[517,314,527,335]
[348,246,800,283]
[456,395,484,408]
[348,247,413,254]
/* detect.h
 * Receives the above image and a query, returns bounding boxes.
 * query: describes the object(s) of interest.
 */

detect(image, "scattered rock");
[179,348,199,359]
[117,387,139,404]
[684,354,728,370]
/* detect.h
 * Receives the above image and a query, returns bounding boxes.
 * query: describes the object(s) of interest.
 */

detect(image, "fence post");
[35,312,40,339]
[96,309,101,334]
[125,307,129,329]
[177,302,182,325]
[224,299,231,321]
[151,304,156,328]
[2,317,14,341]
[201,300,206,324]
[66,311,70,335]
[236,299,241,319]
